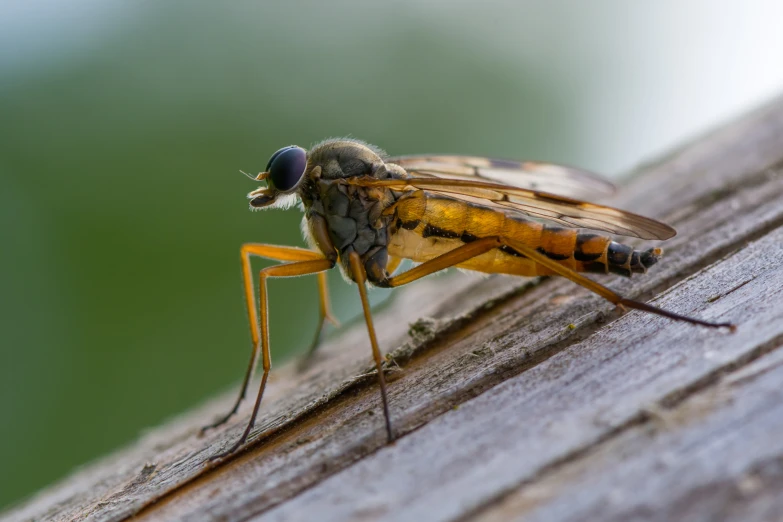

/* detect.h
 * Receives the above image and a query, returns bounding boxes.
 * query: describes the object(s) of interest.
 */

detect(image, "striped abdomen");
[572,233,661,277]
[386,192,661,278]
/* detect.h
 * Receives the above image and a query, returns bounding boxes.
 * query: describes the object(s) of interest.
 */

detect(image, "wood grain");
[477,345,783,522]
[3,96,783,522]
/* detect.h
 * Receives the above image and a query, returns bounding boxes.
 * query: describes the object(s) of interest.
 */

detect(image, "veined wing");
[346,176,675,240]
[386,155,616,199]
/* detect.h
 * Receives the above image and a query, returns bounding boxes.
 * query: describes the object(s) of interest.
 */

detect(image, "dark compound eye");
[266,146,307,192]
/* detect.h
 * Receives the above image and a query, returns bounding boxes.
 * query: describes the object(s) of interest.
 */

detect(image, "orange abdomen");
[387,193,661,278]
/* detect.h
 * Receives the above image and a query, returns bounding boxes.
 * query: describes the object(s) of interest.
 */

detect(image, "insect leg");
[343,240,503,442]
[379,235,733,329]
[202,243,332,434]
[349,251,396,443]
[298,271,341,372]
[503,238,735,330]
[211,255,335,459]
[380,237,505,287]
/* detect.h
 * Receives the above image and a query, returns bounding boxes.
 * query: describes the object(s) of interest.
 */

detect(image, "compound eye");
[267,146,307,192]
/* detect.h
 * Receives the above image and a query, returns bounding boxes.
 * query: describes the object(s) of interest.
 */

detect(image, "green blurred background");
[1,0,782,510]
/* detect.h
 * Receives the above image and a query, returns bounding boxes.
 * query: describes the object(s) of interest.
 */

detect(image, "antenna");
[239,170,257,181]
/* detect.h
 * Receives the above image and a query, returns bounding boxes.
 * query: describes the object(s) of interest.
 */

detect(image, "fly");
[202,138,735,459]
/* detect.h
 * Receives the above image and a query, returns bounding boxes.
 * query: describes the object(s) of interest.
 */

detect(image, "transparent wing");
[347,176,675,240]
[387,154,616,199]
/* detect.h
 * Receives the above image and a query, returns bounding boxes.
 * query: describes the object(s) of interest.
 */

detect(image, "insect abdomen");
[571,232,661,277]
[387,194,661,278]
[453,212,663,278]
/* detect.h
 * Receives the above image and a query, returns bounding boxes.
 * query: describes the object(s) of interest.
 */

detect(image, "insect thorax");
[301,140,402,285]
[305,138,388,180]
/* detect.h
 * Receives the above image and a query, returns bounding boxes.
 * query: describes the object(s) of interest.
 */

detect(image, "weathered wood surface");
[4,97,783,522]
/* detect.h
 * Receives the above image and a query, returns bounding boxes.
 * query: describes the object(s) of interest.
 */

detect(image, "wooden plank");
[475,347,783,522]
[3,97,783,522]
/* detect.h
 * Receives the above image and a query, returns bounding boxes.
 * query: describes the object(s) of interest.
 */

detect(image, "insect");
[203,138,734,459]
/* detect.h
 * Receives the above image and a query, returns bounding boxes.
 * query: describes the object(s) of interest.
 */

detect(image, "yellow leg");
[502,238,735,330]
[298,271,341,371]
[382,236,733,329]
[211,254,335,459]
[381,237,505,287]
[318,271,341,327]
[202,242,334,439]
[349,251,394,442]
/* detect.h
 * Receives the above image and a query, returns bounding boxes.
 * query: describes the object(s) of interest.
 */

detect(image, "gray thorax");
[307,180,398,284]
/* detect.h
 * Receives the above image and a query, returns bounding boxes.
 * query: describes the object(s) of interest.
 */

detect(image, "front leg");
[211,253,335,459]
[201,244,335,436]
